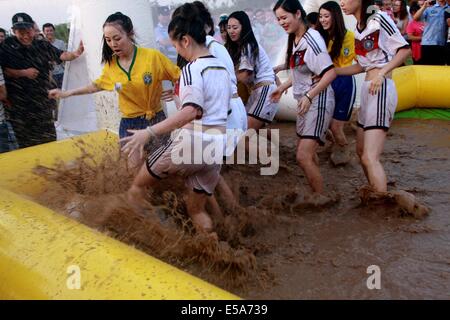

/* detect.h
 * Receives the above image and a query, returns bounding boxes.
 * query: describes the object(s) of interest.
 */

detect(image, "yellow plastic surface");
[0,130,239,300]
[393,65,450,112]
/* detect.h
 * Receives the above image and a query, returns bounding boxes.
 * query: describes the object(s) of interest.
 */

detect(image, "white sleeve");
[179,64,204,114]
[304,37,334,77]
[377,13,409,56]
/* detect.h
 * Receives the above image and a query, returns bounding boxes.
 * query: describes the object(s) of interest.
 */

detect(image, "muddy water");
[33,119,450,299]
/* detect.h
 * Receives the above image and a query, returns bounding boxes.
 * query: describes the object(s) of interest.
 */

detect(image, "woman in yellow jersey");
[49,12,180,152]
[317,1,357,166]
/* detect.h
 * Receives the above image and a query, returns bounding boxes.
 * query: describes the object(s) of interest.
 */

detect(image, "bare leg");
[360,129,388,192]
[185,190,213,233]
[356,127,369,179]
[215,175,238,212]
[296,138,323,194]
[330,119,348,146]
[127,163,157,206]
[330,119,350,166]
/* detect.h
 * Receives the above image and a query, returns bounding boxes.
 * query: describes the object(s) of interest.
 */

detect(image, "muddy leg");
[185,190,214,233]
[360,129,388,192]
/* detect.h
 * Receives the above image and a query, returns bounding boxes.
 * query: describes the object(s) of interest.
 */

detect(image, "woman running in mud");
[49,12,180,169]
[170,2,246,212]
[225,11,279,132]
[317,1,357,166]
[337,0,410,193]
[271,0,337,203]
[121,3,231,234]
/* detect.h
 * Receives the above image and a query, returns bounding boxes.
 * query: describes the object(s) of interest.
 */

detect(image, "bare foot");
[330,144,350,166]
[390,190,430,219]
[292,192,338,210]
[190,211,214,233]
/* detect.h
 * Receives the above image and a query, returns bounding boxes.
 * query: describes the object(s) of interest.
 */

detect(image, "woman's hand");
[161,89,174,102]
[48,89,68,99]
[369,74,384,95]
[270,86,284,103]
[120,129,152,160]
[297,96,312,116]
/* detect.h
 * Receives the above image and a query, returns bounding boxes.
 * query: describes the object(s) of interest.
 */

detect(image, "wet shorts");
[146,128,225,196]
[358,78,397,131]
[331,75,356,122]
[246,83,279,124]
[295,86,335,146]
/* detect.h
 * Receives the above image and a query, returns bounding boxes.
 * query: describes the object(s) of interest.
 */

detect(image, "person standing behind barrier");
[154,6,177,63]
[407,2,425,63]
[413,0,448,65]
[317,1,357,166]
[225,11,279,132]
[49,12,180,169]
[0,12,84,149]
[393,0,410,38]
[0,28,6,44]
[338,0,410,193]
[0,66,18,153]
[271,0,337,203]
[121,3,231,234]
[43,23,66,89]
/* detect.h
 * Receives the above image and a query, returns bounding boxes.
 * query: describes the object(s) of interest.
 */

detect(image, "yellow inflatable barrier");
[393,65,450,112]
[0,131,239,300]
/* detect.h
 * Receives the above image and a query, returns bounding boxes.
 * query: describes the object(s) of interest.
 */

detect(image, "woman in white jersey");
[338,0,410,193]
[271,0,337,201]
[171,2,246,211]
[225,11,279,131]
[121,3,231,233]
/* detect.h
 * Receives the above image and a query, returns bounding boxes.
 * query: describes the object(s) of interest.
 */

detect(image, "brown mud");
[33,119,450,299]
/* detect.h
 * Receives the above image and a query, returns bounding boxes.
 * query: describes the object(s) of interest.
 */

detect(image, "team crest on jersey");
[290,50,306,69]
[143,72,153,85]
[114,82,123,91]
[355,30,380,57]
[343,48,350,57]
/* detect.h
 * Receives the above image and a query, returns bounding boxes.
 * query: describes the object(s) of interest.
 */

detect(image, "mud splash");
[33,119,450,299]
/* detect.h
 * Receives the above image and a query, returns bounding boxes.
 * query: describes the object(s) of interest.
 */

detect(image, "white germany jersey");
[180,56,231,127]
[206,35,238,96]
[239,44,275,84]
[290,28,334,98]
[354,11,409,71]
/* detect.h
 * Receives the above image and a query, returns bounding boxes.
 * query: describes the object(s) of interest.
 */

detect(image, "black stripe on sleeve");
[318,65,334,78]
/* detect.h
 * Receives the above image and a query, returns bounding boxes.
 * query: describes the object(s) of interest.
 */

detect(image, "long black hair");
[359,0,376,31]
[317,1,347,61]
[273,0,307,69]
[393,0,408,21]
[102,12,135,64]
[224,11,259,66]
[168,2,206,45]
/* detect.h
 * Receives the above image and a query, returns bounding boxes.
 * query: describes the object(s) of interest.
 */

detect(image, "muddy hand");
[120,129,152,160]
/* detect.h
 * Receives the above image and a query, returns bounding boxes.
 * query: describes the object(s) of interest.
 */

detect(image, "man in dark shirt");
[0,13,84,148]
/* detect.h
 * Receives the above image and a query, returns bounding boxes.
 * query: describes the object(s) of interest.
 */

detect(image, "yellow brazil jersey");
[94,47,180,119]
[327,30,356,68]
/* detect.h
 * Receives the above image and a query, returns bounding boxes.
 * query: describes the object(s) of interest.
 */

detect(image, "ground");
[35,118,450,299]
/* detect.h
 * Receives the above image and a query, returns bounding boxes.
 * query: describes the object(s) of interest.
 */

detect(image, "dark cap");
[12,12,34,29]
[158,6,170,16]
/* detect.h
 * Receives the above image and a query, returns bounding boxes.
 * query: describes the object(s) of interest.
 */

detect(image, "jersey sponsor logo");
[143,72,153,85]
[355,30,380,57]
